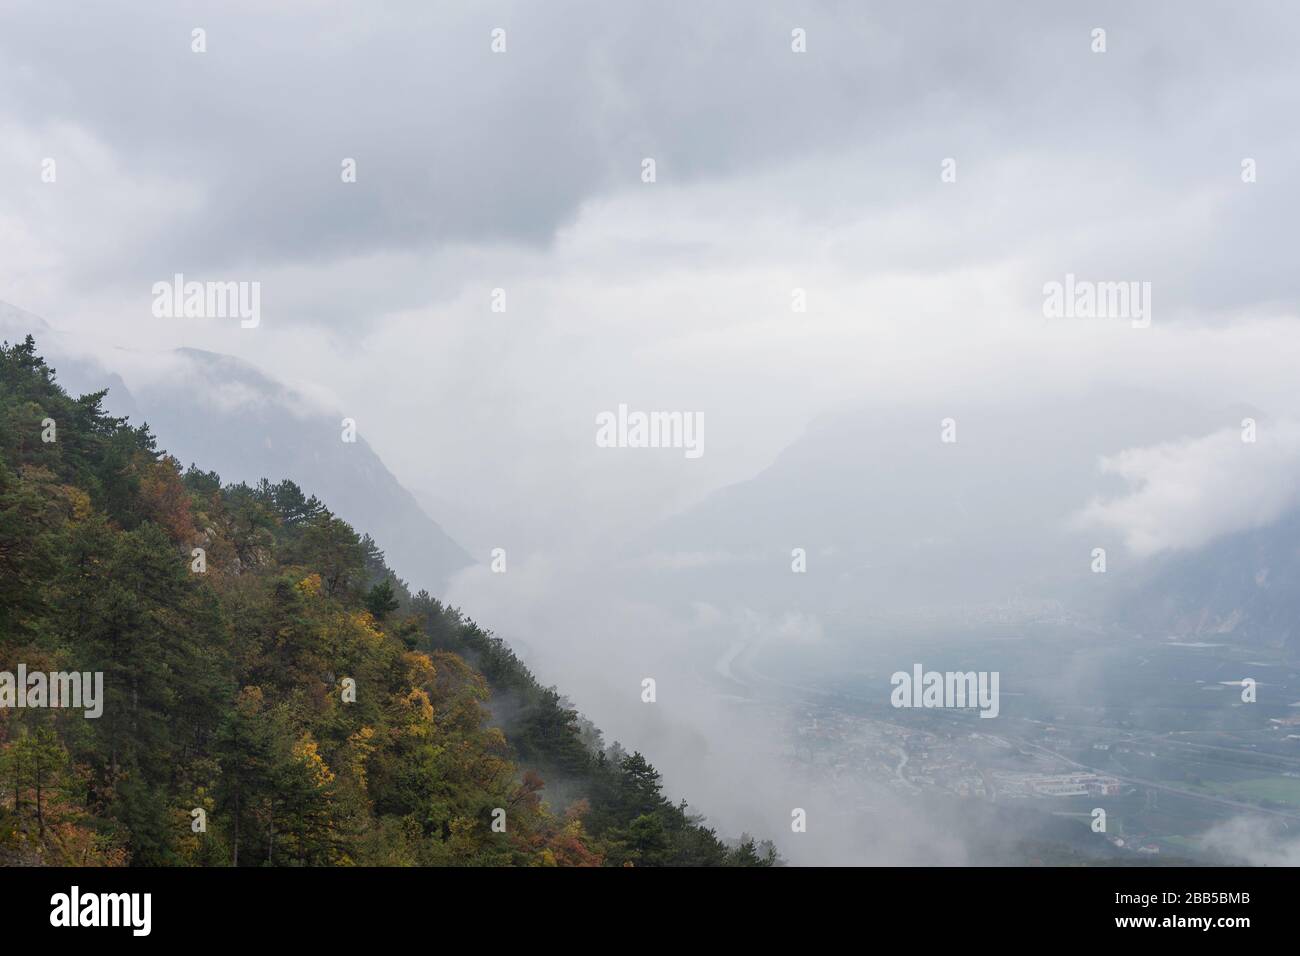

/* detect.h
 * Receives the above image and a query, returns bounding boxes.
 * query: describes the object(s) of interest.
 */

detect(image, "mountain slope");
[123,346,473,594]
[1113,508,1300,651]
[632,390,1243,625]
[0,302,471,595]
[0,337,774,866]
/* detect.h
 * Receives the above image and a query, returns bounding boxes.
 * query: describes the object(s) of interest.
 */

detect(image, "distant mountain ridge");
[0,302,472,595]
[632,389,1287,644]
[638,393,1200,600]
[1115,508,1300,651]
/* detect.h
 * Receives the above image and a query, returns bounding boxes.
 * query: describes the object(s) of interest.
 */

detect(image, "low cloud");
[1075,422,1300,556]
[1198,815,1300,866]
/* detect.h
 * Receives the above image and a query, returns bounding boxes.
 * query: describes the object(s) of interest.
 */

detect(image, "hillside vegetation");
[0,337,775,866]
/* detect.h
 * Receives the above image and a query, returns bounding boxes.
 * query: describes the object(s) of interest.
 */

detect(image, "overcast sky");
[3,0,1299,557]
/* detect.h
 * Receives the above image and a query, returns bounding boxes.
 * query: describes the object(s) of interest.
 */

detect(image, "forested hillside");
[0,337,775,866]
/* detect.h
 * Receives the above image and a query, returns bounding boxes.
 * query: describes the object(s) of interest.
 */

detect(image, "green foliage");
[364,579,400,622]
[0,338,774,867]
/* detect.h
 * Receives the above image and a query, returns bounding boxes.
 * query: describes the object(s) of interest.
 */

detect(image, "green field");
[1198,777,1300,807]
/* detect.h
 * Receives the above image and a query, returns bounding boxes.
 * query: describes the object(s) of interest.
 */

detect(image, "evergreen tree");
[0,338,774,868]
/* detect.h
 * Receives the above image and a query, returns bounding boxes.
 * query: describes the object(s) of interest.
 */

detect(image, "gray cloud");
[1077,421,1300,556]
[3,1,1298,324]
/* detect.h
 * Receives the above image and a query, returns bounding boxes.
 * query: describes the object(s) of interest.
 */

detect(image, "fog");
[4,1,1300,863]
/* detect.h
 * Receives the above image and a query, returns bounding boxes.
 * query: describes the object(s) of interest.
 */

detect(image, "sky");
[4,1,1300,862]
[3,0,1299,559]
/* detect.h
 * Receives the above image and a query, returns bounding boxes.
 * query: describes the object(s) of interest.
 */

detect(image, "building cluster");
[991,771,1123,798]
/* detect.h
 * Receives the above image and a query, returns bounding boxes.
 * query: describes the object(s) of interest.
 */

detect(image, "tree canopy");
[0,337,777,867]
